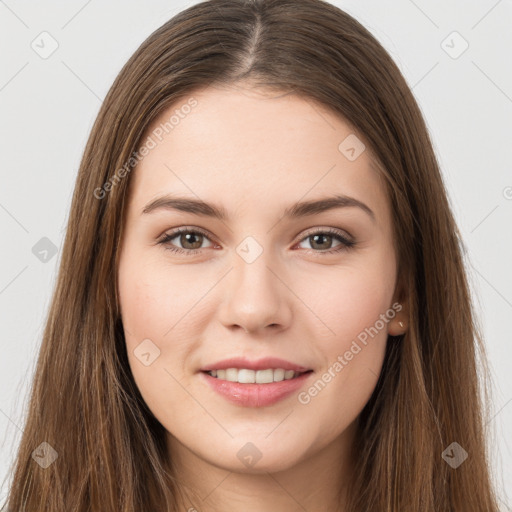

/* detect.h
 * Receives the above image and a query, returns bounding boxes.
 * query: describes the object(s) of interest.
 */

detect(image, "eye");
[158,227,216,255]
[295,228,356,255]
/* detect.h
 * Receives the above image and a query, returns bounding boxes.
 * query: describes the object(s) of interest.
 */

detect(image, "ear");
[388,272,409,336]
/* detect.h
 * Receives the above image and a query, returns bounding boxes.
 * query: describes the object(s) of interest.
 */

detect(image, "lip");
[200,370,314,407]
[200,357,311,373]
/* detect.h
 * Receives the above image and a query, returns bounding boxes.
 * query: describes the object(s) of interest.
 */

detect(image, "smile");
[200,369,314,407]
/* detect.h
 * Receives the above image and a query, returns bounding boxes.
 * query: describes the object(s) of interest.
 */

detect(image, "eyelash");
[157,226,356,257]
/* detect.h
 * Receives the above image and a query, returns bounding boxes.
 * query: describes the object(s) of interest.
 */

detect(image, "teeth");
[207,368,303,383]
[284,369,295,380]
[256,368,277,383]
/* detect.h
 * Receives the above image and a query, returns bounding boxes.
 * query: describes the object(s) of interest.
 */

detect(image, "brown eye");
[297,228,355,254]
[158,227,215,254]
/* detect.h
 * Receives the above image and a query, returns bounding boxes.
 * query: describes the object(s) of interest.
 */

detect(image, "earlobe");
[396,319,407,335]
[388,317,407,336]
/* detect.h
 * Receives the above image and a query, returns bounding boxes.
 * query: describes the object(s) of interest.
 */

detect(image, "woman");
[4,0,501,510]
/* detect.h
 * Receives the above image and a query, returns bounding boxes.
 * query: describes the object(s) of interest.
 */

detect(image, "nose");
[217,249,292,336]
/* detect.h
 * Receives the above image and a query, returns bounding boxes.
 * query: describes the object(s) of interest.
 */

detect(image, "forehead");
[127,84,390,225]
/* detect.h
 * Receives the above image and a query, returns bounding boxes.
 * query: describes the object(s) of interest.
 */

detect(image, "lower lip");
[200,371,313,407]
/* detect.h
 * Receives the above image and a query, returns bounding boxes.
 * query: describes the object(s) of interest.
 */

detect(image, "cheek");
[118,252,198,341]
[117,252,206,405]
[117,258,196,423]
[322,275,392,339]
[312,254,396,343]
[298,254,395,427]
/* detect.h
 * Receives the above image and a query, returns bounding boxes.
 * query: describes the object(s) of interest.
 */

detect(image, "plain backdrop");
[0,0,511,508]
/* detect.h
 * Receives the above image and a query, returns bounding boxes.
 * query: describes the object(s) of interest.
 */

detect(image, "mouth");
[199,357,314,407]
[200,369,314,408]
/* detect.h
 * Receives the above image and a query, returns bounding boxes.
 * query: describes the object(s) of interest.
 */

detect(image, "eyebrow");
[141,194,375,222]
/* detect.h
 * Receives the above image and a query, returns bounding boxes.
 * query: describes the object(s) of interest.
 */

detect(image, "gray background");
[0,0,511,508]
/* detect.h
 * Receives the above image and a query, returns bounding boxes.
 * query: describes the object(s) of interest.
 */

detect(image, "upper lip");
[200,357,312,373]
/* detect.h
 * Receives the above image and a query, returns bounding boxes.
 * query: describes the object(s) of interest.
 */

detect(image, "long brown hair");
[4,0,501,510]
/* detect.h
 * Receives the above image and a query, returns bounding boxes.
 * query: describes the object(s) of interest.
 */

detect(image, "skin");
[117,82,408,512]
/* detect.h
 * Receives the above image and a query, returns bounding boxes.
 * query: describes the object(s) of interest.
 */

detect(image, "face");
[117,83,406,475]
